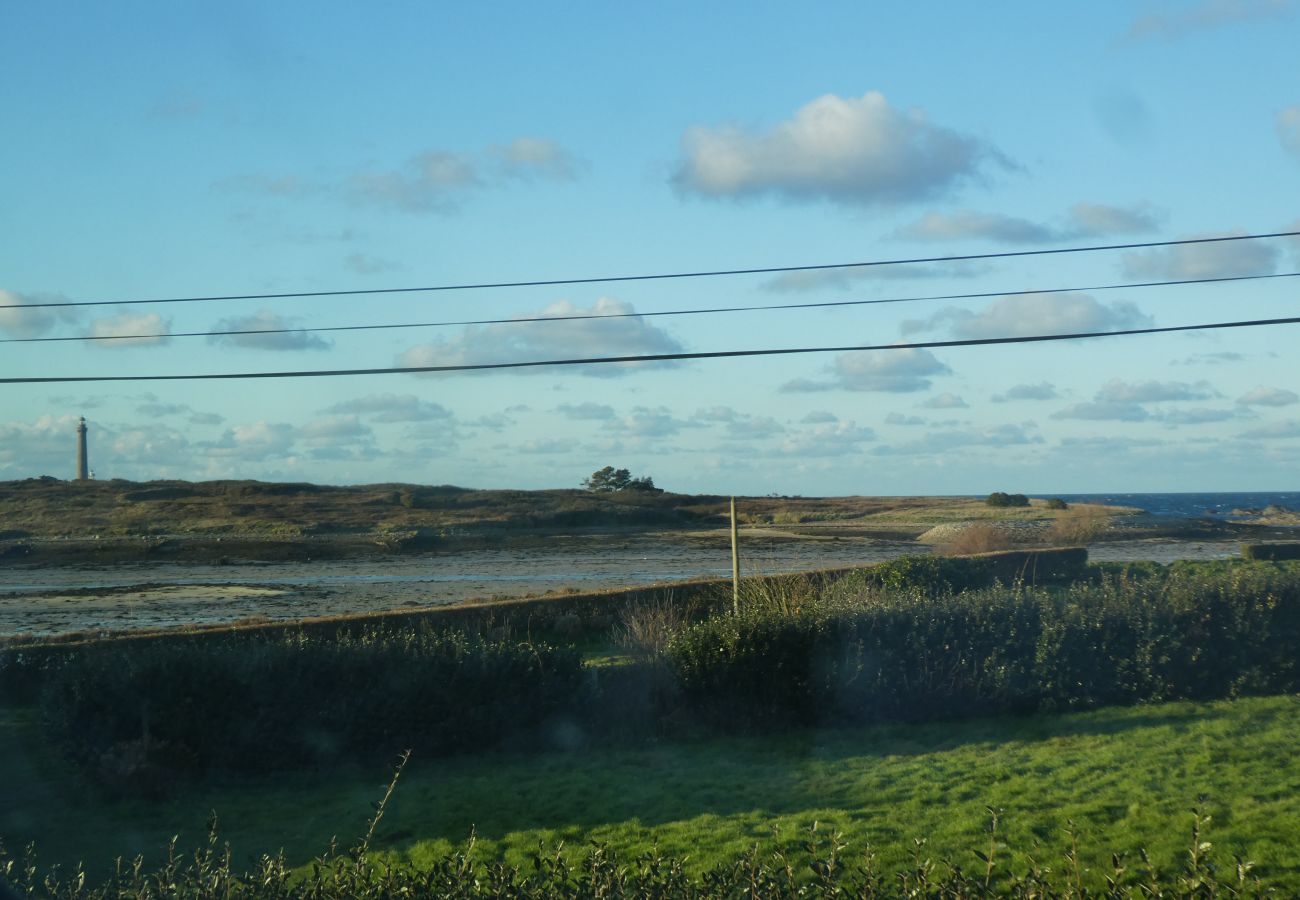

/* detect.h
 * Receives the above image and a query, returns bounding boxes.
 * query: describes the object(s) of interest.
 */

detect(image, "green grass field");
[6,693,1300,891]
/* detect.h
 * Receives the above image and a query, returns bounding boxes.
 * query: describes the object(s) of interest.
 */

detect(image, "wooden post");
[730,496,740,614]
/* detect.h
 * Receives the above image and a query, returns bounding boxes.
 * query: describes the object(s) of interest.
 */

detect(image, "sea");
[1043,492,1300,520]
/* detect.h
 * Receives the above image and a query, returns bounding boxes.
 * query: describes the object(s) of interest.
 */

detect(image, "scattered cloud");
[222,137,584,215]
[1121,233,1279,279]
[1175,351,1248,366]
[800,410,839,424]
[1241,419,1300,439]
[873,422,1042,456]
[1163,407,1241,425]
[1280,106,1300,158]
[0,290,78,338]
[921,392,968,409]
[992,382,1059,402]
[1124,0,1293,42]
[345,253,401,275]
[556,402,618,421]
[515,437,573,455]
[300,415,373,444]
[204,421,297,462]
[396,297,684,377]
[672,91,1011,207]
[723,416,785,439]
[607,406,695,438]
[1238,386,1299,406]
[902,293,1152,339]
[1096,379,1216,403]
[884,412,926,426]
[208,310,332,351]
[776,421,876,457]
[322,393,454,422]
[893,203,1157,244]
[1053,401,1151,422]
[490,137,586,181]
[88,312,170,347]
[762,260,988,292]
[782,347,951,393]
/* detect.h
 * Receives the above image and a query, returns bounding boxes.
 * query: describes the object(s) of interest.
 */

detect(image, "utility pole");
[76,417,89,481]
[730,496,740,614]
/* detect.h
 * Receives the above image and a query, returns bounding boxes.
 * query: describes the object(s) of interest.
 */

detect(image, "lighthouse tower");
[76,417,89,481]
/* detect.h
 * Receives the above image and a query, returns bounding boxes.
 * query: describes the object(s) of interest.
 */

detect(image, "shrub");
[1243,542,1300,561]
[40,626,584,778]
[668,563,1300,730]
[938,522,1020,556]
[1045,497,1069,510]
[985,491,1030,508]
[1046,505,1110,546]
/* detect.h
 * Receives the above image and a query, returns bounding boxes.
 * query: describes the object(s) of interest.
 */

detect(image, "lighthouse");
[76,417,89,481]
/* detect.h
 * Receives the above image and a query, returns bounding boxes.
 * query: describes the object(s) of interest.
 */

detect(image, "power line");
[4,314,1298,384]
[5,230,1298,311]
[7,271,1298,345]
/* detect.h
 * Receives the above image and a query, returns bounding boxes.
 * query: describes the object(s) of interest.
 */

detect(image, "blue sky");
[2,1,1298,494]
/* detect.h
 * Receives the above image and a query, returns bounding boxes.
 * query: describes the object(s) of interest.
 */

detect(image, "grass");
[6,694,1300,890]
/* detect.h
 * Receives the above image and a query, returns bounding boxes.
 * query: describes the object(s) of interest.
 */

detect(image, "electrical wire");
[4,313,1298,384]
[5,230,1298,310]
[6,271,1298,345]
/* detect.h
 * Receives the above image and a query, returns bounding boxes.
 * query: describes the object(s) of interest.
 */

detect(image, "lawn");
[5,693,1300,891]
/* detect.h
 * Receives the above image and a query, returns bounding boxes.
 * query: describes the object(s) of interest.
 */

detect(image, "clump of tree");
[985,491,1030,508]
[582,466,662,494]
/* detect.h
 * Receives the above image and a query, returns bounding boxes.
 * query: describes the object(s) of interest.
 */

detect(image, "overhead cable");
[5,230,1298,311]
[7,271,1298,345]
[4,314,1298,384]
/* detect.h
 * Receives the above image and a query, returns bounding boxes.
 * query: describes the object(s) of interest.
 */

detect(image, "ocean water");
[1045,492,1300,519]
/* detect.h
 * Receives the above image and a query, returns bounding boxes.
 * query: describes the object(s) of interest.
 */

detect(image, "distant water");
[1044,492,1300,519]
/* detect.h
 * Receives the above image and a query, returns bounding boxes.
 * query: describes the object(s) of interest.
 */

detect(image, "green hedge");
[669,563,1300,729]
[40,626,583,779]
[1243,542,1300,561]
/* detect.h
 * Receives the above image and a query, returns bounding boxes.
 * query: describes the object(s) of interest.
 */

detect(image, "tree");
[582,467,662,493]
[582,466,632,492]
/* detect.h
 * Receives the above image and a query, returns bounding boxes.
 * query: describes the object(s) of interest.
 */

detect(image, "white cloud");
[1241,419,1300,439]
[1238,386,1299,406]
[903,293,1152,339]
[322,394,453,423]
[724,416,784,439]
[1163,408,1240,425]
[345,253,400,275]
[762,260,987,292]
[884,412,926,426]
[1280,106,1300,158]
[672,91,1009,206]
[873,423,1041,456]
[1052,401,1151,422]
[776,421,876,457]
[1125,0,1293,41]
[208,310,331,351]
[782,347,952,393]
[1121,233,1279,279]
[800,410,839,424]
[1095,379,1216,403]
[396,297,684,377]
[992,382,1059,402]
[88,312,170,347]
[0,290,77,338]
[300,415,373,444]
[608,406,695,438]
[491,137,585,181]
[556,402,617,420]
[349,151,480,213]
[893,203,1157,244]
[920,392,968,410]
[205,421,297,461]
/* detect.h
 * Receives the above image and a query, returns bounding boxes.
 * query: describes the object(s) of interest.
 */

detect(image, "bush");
[938,522,1020,556]
[1243,542,1300,561]
[985,491,1030,508]
[1045,497,1069,510]
[40,626,584,778]
[668,563,1300,730]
